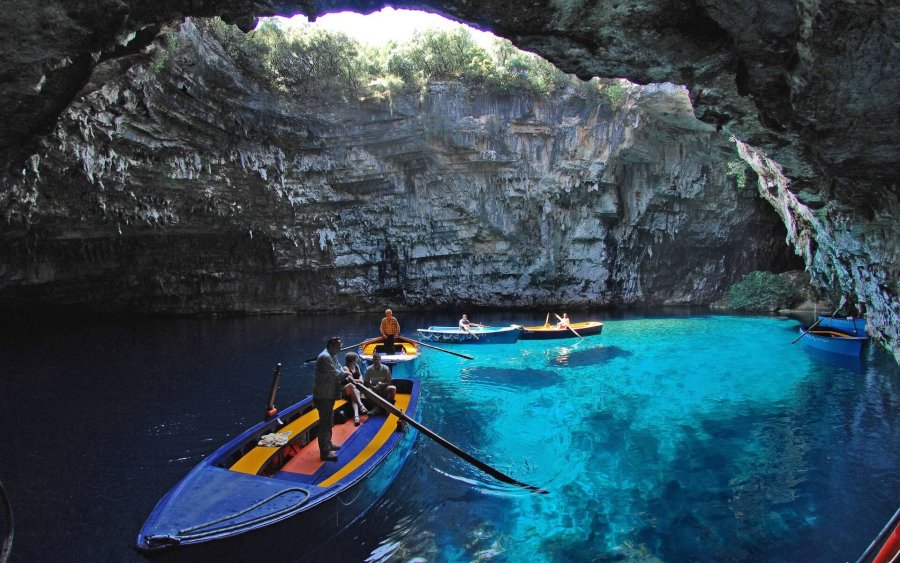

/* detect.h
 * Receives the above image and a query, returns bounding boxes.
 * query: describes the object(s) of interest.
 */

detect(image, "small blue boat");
[817,315,867,336]
[798,325,868,357]
[416,325,522,344]
[136,378,420,559]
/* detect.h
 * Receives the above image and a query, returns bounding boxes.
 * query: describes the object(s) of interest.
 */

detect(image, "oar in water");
[350,381,548,494]
[555,314,583,339]
[792,298,845,344]
[404,336,474,360]
[304,340,367,363]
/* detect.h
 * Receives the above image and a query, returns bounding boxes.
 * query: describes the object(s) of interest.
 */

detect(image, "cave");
[0,1,897,360]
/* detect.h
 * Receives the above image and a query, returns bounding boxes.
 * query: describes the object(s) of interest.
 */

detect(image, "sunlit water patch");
[357,314,900,562]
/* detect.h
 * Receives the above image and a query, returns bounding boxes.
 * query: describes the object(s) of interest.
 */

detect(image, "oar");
[792,318,823,344]
[304,340,367,363]
[555,314,583,339]
[404,336,474,360]
[792,298,845,344]
[461,326,480,340]
[264,363,282,420]
[350,381,548,494]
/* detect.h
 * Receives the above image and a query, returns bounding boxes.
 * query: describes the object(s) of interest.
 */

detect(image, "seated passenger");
[364,353,396,406]
[341,352,368,426]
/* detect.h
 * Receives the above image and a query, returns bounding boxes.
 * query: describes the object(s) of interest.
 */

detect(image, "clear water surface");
[1,311,898,562]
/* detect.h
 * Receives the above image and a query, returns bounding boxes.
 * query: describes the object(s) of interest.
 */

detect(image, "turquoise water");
[362,314,900,562]
[1,312,898,561]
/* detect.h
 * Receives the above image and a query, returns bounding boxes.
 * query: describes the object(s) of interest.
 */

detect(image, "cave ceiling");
[1,1,899,356]
[2,0,898,202]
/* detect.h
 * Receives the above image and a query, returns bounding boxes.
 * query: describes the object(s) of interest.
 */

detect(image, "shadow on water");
[460,366,563,389]
[549,345,633,367]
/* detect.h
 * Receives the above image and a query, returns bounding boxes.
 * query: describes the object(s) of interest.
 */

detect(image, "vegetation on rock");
[203,18,631,106]
[726,159,748,190]
[726,271,801,312]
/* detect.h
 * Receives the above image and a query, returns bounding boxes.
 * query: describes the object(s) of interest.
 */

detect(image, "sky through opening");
[270,7,497,47]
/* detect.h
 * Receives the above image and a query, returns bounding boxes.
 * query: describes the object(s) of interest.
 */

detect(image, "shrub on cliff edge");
[726,271,801,312]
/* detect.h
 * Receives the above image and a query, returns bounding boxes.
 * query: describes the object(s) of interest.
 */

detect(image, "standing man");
[314,336,344,461]
[380,309,400,355]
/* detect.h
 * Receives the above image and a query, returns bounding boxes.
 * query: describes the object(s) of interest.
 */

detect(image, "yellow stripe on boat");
[230,400,347,475]
[360,341,415,356]
[317,393,412,488]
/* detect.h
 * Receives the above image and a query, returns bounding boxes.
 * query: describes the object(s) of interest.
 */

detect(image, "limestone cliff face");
[735,140,900,358]
[0,21,796,314]
[1,1,899,356]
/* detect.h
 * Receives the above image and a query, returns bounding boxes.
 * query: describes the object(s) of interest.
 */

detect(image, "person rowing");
[458,314,484,339]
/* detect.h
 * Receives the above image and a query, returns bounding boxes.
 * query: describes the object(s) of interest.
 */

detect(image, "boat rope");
[337,482,366,506]
[164,487,311,542]
[0,477,12,563]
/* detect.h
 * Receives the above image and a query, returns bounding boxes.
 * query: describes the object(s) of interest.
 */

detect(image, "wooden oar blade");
[554,314,582,339]
[352,382,547,494]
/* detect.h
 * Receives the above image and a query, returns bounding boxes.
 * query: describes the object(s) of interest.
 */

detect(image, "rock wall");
[736,140,900,359]
[0,21,797,314]
[0,1,898,356]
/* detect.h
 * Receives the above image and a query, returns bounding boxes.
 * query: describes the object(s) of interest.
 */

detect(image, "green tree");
[726,271,801,312]
[601,80,628,110]
[726,159,748,189]
[369,74,405,115]
[201,18,595,104]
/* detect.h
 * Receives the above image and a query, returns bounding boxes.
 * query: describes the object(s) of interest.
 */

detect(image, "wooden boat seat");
[369,343,412,355]
[229,399,347,475]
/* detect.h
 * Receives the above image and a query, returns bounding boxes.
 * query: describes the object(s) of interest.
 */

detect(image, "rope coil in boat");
[144,487,311,546]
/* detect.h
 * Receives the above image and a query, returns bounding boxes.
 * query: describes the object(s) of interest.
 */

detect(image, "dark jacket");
[313,349,343,401]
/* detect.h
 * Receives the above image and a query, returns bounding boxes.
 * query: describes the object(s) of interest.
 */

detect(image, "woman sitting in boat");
[342,352,368,426]
[557,313,571,328]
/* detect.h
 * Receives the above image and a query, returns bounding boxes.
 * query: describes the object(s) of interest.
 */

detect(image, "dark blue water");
[1,311,898,562]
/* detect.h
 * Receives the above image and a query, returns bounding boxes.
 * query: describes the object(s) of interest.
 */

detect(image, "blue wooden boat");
[136,378,420,559]
[357,335,420,377]
[798,325,867,357]
[416,325,522,344]
[817,315,867,336]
